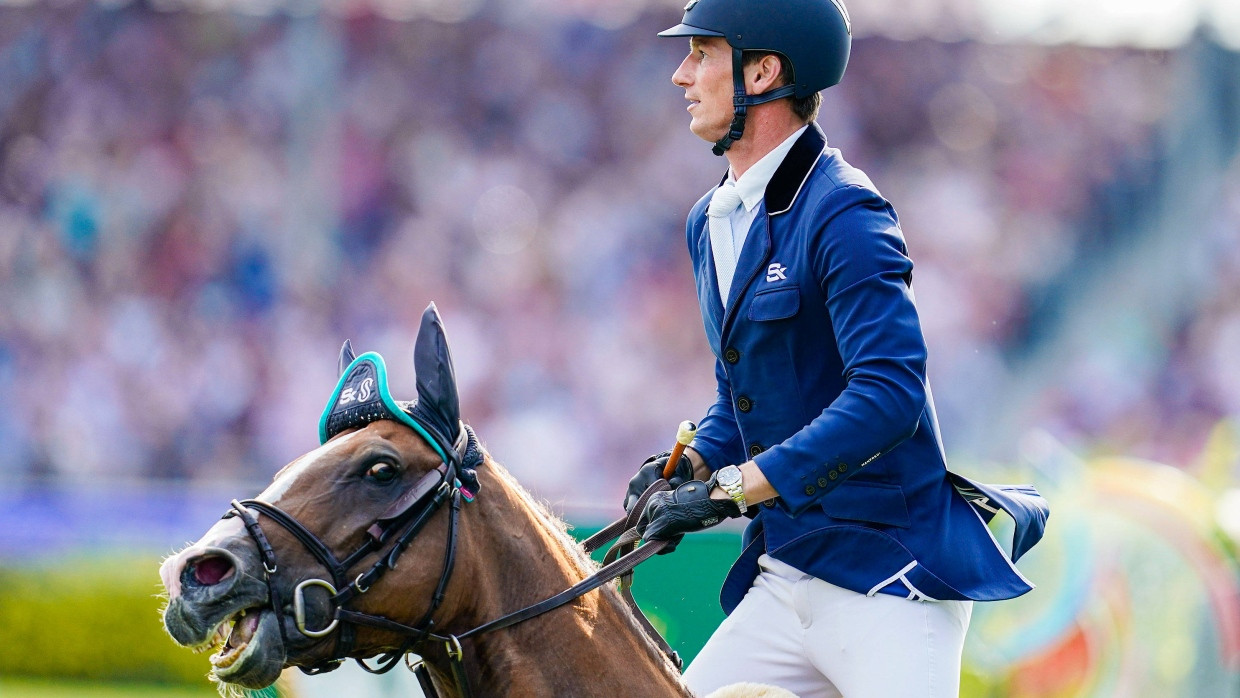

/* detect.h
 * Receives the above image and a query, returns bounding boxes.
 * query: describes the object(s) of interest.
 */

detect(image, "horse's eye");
[365,462,399,483]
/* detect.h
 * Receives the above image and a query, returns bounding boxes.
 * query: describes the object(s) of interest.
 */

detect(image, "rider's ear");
[338,339,357,376]
[410,302,461,446]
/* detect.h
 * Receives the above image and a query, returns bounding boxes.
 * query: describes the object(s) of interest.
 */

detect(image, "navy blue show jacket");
[684,124,1048,613]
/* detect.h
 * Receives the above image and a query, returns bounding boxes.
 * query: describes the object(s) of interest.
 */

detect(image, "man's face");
[672,36,735,143]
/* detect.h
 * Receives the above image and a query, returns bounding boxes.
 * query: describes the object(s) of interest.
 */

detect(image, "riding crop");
[663,420,698,479]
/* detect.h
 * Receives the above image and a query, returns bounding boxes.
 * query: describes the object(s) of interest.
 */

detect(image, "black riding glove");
[637,478,742,546]
[623,450,696,514]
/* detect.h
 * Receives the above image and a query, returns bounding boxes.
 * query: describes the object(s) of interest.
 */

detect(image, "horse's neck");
[433,462,691,698]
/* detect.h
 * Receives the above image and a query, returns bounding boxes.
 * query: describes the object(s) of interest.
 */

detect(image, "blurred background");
[0,0,1238,695]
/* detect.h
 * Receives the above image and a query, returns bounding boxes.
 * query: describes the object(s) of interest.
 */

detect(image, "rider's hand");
[623,450,696,514]
[637,478,742,545]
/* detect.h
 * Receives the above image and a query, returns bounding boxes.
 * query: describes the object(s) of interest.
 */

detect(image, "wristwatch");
[712,465,748,515]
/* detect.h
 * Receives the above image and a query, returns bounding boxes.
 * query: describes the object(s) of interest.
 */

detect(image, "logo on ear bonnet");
[338,377,375,406]
[318,351,448,463]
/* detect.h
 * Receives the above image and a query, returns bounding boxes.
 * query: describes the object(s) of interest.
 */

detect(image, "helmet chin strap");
[713,47,799,156]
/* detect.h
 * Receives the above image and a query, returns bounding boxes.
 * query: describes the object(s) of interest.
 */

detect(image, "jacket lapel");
[694,215,725,351]
[721,209,771,337]
[719,123,827,339]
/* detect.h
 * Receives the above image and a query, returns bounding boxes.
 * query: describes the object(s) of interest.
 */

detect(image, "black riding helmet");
[660,0,852,155]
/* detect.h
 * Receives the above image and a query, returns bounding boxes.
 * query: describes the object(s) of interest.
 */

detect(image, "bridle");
[225,422,478,675]
[225,421,679,698]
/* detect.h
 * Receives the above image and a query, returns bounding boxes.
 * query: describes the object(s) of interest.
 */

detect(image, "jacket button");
[724,348,741,364]
[804,485,816,496]
[839,463,848,473]
[817,477,828,487]
[829,471,838,480]
[763,499,775,508]
[748,443,765,457]
[737,396,753,412]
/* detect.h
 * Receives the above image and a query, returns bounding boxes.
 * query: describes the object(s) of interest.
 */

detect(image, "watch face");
[717,465,741,487]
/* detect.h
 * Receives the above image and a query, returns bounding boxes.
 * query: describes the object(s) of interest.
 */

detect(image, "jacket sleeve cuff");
[753,448,853,516]
[690,429,743,473]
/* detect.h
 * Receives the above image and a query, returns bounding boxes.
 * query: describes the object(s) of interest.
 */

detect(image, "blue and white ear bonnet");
[318,303,482,497]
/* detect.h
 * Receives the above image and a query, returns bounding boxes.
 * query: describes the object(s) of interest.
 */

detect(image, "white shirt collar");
[727,125,809,213]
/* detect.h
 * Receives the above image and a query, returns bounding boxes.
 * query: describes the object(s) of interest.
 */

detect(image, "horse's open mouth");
[193,605,284,687]
[201,606,263,669]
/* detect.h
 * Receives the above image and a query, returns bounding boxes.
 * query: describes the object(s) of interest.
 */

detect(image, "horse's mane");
[475,449,602,578]
[476,448,685,679]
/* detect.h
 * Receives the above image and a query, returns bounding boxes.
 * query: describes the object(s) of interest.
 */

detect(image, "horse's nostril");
[191,555,235,587]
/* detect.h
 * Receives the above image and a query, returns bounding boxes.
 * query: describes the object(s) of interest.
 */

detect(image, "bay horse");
[159,304,779,698]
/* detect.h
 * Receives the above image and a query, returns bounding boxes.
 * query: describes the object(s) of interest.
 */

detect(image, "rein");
[226,425,680,698]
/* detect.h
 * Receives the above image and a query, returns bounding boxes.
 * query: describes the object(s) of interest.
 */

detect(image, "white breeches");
[684,555,973,698]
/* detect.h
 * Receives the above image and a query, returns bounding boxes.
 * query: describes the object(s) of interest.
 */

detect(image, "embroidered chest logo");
[766,263,788,282]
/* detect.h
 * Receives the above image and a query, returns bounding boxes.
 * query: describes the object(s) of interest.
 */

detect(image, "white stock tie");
[707,182,743,306]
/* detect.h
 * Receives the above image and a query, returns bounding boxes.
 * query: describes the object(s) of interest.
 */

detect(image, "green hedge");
[0,531,740,685]
[0,539,1000,694]
[0,556,212,685]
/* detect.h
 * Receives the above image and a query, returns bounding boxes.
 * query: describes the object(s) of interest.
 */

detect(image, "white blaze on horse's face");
[161,433,364,603]
[257,430,367,505]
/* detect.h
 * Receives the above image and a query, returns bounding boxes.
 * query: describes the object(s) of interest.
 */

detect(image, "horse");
[159,304,777,698]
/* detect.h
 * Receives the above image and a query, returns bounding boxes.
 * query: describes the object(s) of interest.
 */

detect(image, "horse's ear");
[410,302,461,445]
[338,339,357,376]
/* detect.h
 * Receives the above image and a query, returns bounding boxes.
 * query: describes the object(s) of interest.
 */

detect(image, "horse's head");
[159,303,482,690]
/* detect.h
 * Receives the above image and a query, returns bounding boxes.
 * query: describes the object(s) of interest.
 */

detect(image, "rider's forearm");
[686,445,779,505]
[701,458,778,505]
[683,447,712,481]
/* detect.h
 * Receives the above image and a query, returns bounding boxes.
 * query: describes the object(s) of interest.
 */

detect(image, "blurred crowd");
[1,0,1230,505]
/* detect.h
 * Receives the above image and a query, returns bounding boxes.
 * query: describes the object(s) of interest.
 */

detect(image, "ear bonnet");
[318,303,482,494]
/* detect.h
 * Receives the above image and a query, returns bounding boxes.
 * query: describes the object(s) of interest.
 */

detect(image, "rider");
[627,0,1048,695]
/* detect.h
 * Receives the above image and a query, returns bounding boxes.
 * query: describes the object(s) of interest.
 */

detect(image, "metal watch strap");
[716,465,747,515]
